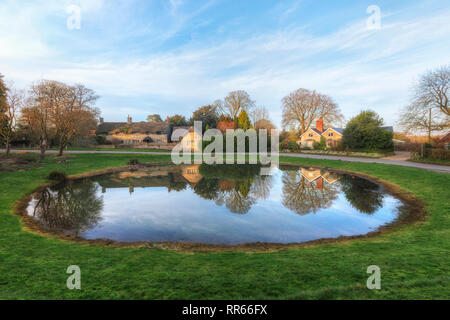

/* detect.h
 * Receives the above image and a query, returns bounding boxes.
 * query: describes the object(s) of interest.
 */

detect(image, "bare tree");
[399,66,450,142]
[218,90,255,120]
[23,80,99,159]
[399,101,448,143]
[52,83,99,156]
[414,66,449,117]
[0,83,24,156]
[22,80,63,159]
[281,88,344,135]
[250,106,269,126]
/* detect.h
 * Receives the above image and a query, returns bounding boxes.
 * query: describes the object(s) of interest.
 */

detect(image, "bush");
[313,141,321,150]
[96,135,107,145]
[47,170,67,182]
[311,137,327,151]
[430,149,450,160]
[341,110,394,151]
[128,159,139,165]
[280,142,289,150]
[288,142,299,151]
[111,138,122,149]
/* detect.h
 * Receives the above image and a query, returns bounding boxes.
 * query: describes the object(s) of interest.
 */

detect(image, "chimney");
[316,177,324,190]
[316,119,324,133]
[127,115,132,125]
[99,117,104,125]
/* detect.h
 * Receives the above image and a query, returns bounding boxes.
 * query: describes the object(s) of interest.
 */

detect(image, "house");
[171,126,202,152]
[96,116,171,145]
[439,132,450,149]
[300,168,341,190]
[298,119,343,148]
[182,165,203,184]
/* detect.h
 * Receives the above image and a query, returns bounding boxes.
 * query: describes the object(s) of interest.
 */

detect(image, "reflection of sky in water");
[70,168,402,245]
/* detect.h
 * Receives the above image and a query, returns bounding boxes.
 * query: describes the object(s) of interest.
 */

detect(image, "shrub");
[95,135,107,145]
[111,138,122,149]
[128,159,139,165]
[313,141,321,150]
[341,110,394,151]
[430,149,450,160]
[288,142,299,151]
[47,170,67,182]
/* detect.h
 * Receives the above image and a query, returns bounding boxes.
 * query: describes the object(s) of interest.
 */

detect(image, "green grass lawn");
[0,153,449,299]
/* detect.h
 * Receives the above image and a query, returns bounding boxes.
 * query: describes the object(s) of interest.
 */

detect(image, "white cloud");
[0,1,449,126]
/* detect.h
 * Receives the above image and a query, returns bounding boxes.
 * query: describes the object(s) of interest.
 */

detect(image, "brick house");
[298,119,344,148]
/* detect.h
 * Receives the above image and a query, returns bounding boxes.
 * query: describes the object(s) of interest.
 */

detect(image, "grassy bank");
[0,153,449,299]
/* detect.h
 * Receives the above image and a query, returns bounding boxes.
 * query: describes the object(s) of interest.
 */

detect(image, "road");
[3,149,449,173]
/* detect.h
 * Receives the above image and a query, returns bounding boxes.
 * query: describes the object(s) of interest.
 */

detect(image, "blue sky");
[0,0,449,127]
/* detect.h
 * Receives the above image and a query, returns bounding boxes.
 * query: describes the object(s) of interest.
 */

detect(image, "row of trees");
[146,90,276,132]
[0,74,99,158]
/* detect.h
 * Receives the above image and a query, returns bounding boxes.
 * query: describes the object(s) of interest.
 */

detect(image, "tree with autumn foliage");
[22,80,99,158]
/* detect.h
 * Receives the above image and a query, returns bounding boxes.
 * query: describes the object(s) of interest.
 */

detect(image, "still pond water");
[26,164,408,245]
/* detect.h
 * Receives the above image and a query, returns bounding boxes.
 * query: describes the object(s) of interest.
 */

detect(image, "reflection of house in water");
[300,168,341,190]
[182,165,202,185]
[322,171,340,184]
[97,165,204,194]
[300,168,322,183]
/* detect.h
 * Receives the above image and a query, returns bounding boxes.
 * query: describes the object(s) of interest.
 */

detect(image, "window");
[309,133,313,137]
[328,132,333,137]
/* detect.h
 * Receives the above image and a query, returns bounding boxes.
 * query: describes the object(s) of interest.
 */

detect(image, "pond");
[26,164,411,245]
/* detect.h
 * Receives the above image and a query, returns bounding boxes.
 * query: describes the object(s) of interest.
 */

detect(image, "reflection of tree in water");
[339,176,383,214]
[31,181,104,236]
[194,164,273,214]
[194,178,220,200]
[250,175,273,200]
[168,172,188,191]
[215,179,256,214]
[282,171,339,215]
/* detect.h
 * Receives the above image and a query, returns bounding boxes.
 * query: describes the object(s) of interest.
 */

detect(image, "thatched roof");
[129,122,169,134]
[96,121,169,135]
[96,122,126,134]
